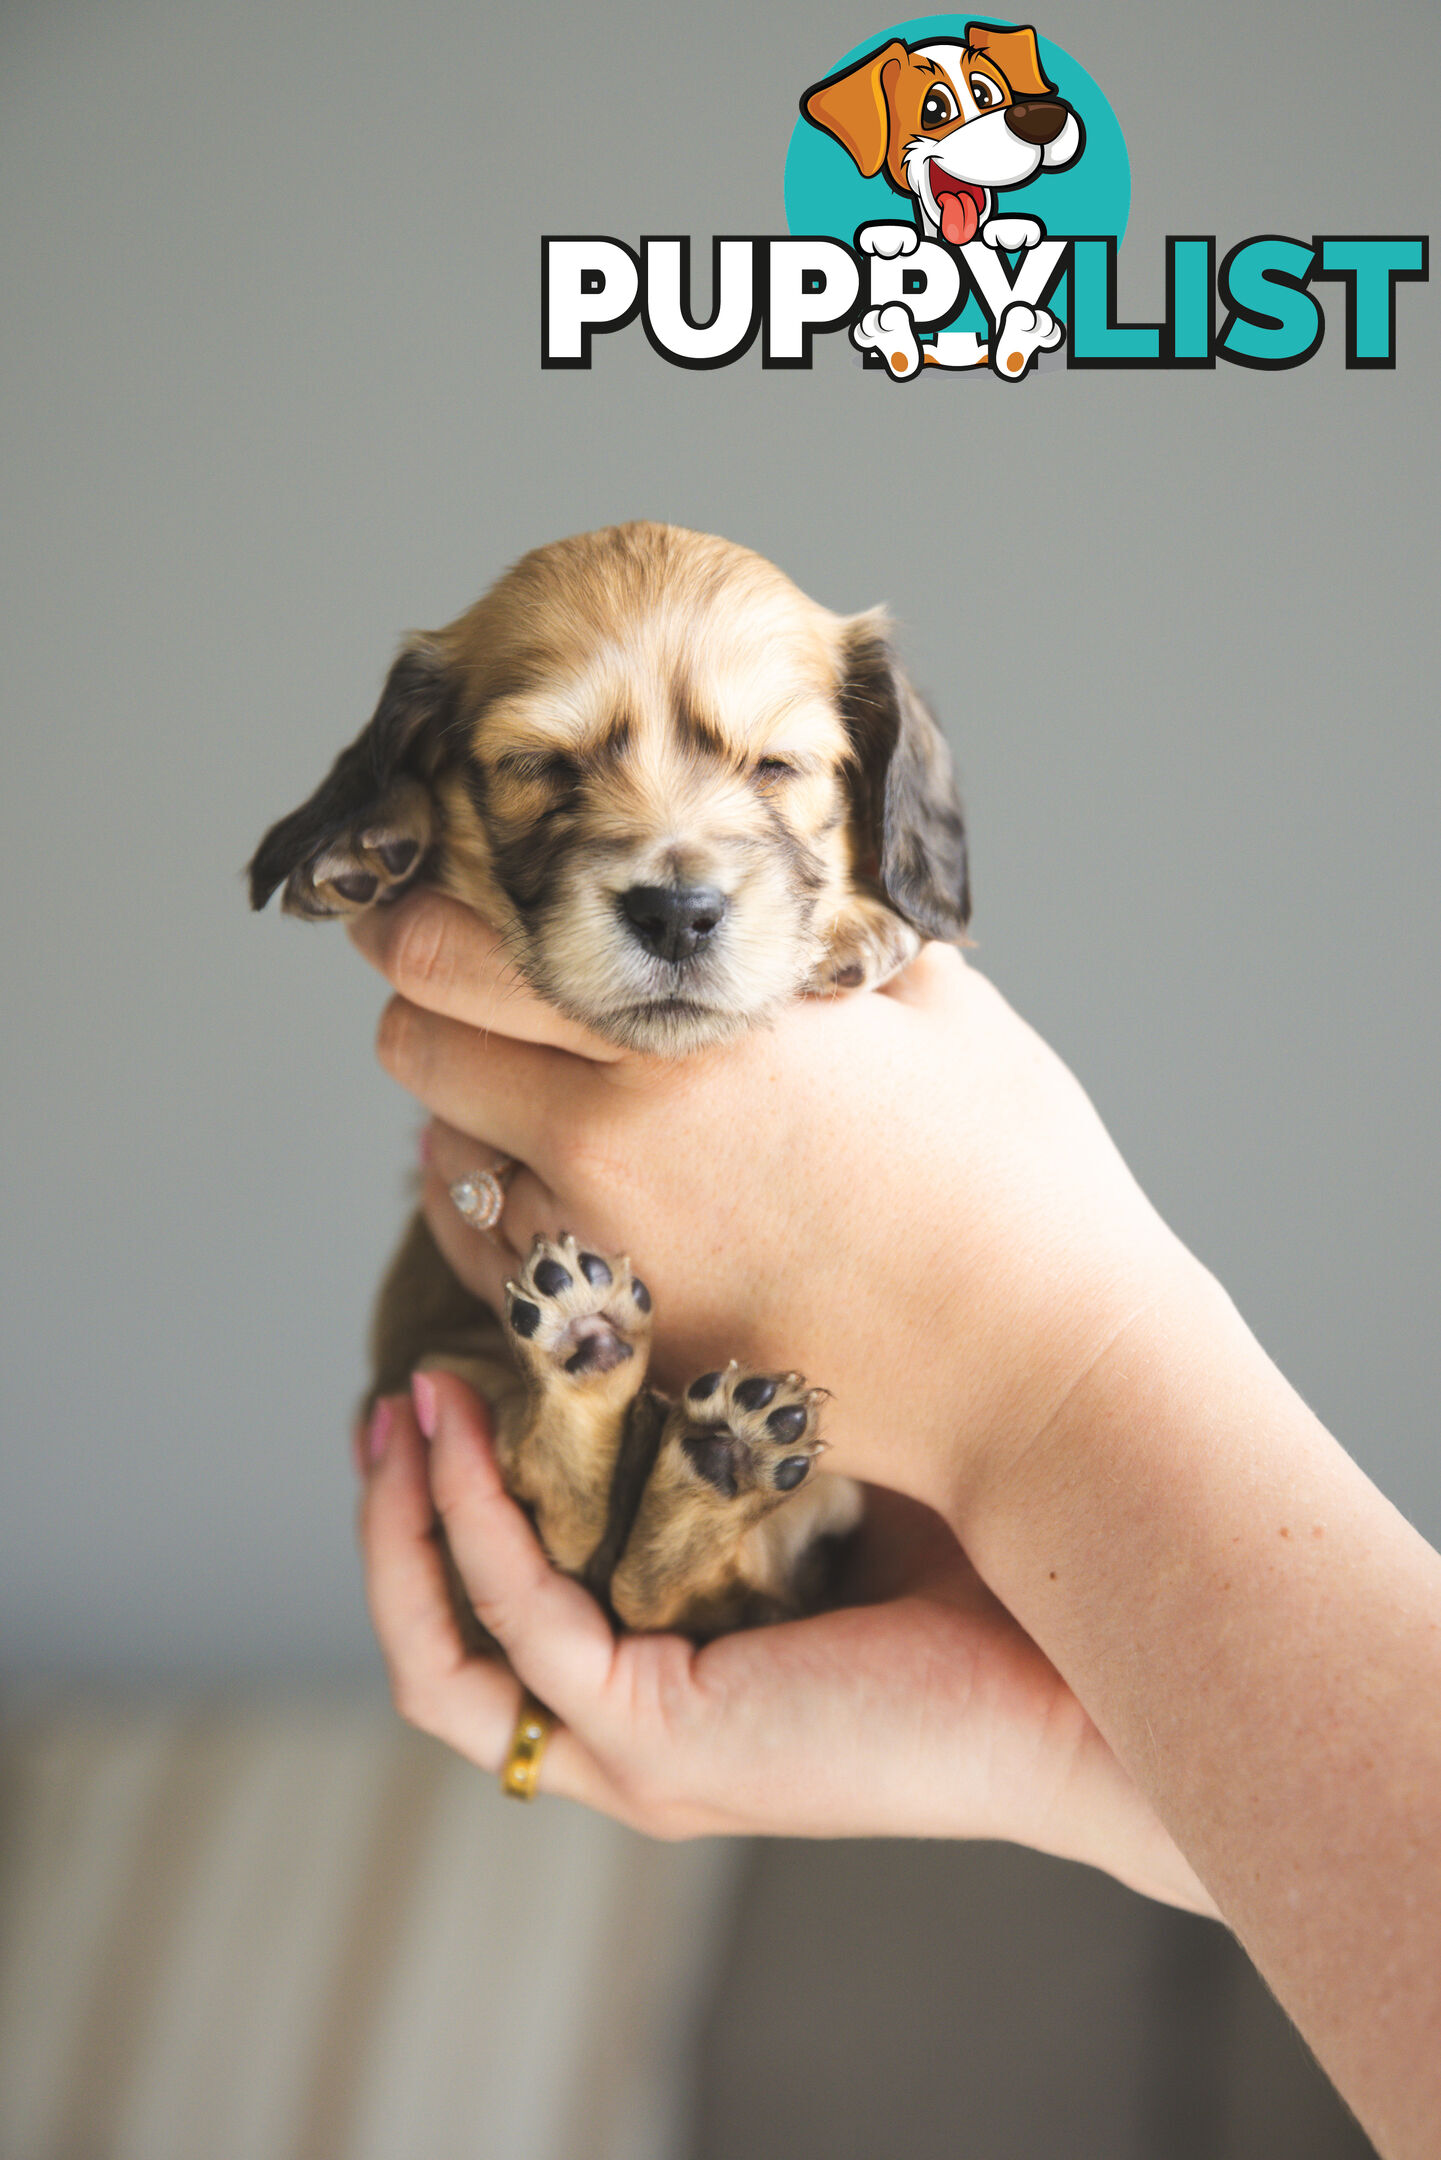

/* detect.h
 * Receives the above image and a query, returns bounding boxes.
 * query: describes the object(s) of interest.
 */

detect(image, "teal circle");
[784,16,1130,335]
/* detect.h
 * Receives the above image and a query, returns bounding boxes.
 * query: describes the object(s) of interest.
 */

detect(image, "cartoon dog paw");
[982,215,1046,253]
[991,301,1065,381]
[670,1363,828,1505]
[852,303,922,380]
[856,222,920,259]
[504,1234,651,1386]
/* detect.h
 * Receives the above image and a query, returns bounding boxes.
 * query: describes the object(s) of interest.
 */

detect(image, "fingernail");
[411,1370,438,1439]
[418,1125,433,1168]
[366,1397,396,1466]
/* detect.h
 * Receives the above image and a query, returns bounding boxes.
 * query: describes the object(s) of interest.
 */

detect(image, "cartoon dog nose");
[1005,98,1070,146]
[619,883,728,962]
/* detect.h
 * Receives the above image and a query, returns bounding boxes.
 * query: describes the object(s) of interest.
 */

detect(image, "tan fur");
[612,1391,864,1636]
[251,524,970,1636]
[417,527,902,1051]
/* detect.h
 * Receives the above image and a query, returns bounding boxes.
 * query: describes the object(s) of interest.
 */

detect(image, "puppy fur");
[251,523,970,1634]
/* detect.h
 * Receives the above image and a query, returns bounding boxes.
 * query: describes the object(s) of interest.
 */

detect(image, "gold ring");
[499,1689,553,1800]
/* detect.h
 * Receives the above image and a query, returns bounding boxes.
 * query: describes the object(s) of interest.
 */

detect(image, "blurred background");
[2,0,1434,2152]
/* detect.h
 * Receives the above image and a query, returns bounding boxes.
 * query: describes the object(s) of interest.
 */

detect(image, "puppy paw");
[279,776,435,918]
[670,1363,828,1505]
[982,214,1045,252]
[857,222,920,259]
[806,895,920,995]
[852,304,922,381]
[991,301,1065,381]
[505,1234,652,1386]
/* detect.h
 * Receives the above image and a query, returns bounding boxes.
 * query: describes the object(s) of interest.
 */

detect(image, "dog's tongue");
[940,190,979,247]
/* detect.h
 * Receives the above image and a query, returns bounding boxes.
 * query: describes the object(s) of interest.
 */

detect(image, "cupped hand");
[350,889,1194,1517]
[361,1369,1215,1914]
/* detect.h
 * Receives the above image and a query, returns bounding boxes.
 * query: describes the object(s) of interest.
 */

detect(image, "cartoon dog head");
[249,525,970,1054]
[803,21,1082,246]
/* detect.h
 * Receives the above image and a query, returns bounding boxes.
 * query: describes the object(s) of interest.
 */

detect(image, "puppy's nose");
[619,883,728,963]
[1005,98,1069,146]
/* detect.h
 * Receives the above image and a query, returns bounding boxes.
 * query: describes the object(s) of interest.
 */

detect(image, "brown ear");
[966,21,1056,98]
[247,637,455,918]
[801,39,907,180]
[838,615,970,943]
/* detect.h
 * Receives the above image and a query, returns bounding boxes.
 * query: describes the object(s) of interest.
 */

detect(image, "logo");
[542,16,1428,376]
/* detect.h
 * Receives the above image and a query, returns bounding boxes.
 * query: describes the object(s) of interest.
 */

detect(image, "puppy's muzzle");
[619,883,729,963]
[1005,98,1071,146]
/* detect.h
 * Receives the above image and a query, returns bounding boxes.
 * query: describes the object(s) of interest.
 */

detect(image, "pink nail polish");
[411,1370,439,1439]
[367,1397,395,1466]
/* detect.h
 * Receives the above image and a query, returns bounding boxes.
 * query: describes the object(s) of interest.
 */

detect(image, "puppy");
[802,21,1082,379]
[250,524,970,1635]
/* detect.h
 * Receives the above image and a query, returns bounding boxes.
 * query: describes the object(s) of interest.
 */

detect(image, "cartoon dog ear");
[965,21,1057,99]
[838,614,971,942]
[248,637,455,919]
[801,39,907,180]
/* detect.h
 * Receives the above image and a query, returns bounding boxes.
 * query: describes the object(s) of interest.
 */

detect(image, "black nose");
[1005,98,1070,146]
[619,884,728,962]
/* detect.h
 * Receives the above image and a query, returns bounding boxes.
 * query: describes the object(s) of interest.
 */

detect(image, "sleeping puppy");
[250,523,970,1636]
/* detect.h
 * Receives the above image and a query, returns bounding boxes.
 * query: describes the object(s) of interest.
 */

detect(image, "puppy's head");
[802,23,1081,245]
[249,524,969,1053]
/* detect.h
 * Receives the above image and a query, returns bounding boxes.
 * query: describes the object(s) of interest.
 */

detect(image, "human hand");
[348,892,1441,2153]
[350,889,1198,1518]
[360,1369,1215,1914]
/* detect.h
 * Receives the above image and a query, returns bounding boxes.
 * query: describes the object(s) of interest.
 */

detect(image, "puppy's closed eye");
[497,749,582,785]
[251,525,970,1038]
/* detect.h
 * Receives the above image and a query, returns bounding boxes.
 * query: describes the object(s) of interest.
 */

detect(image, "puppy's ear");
[965,21,1056,99]
[838,614,970,942]
[248,638,455,919]
[801,39,907,180]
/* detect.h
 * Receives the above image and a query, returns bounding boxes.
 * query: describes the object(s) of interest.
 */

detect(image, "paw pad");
[504,1233,651,1379]
[281,777,435,919]
[675,1362,827,1501]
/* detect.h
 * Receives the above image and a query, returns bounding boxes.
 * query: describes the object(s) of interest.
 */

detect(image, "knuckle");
[461,1571,527,1649]
[613,1767,691,1838]
[645,1810,696,1844]
[389,899,453,1002]
[427,1448,463,1523]
[618,1762,669,1817]
[468,1592,513,1644]
[390,1668,441,1734]
[375,994,419,1076]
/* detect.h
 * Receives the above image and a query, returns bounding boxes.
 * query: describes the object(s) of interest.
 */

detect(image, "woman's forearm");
[349,904,1441,2148]
[957,1259,1441,2160]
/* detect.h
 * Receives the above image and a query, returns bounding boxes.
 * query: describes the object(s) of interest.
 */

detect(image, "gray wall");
[3,0,1437,1683]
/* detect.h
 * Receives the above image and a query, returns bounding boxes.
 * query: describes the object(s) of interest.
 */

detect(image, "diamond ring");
[448,1158,514,1234]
